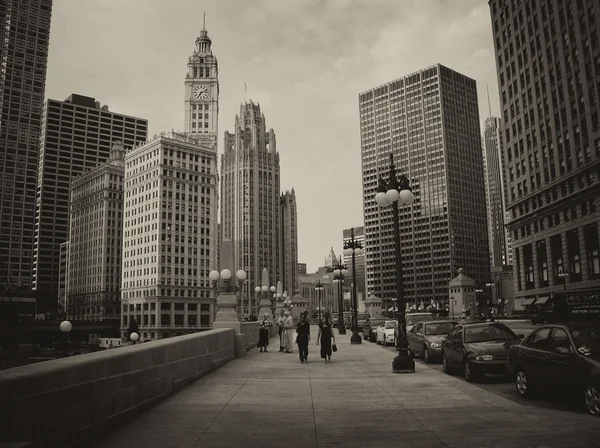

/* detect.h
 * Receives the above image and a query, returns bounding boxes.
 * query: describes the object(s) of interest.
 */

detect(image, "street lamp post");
[130,332,139,345]
[236,270,247,321]
[475,289,484,319]
[315,281,324,322]
[333,261,349,335]
[343,228,364,345]
[485,282,494,316]
[374,152,415,372]
[254,286,261,317]
[558,269,569,291]
[209,268,248,321]
[59,320,72,357]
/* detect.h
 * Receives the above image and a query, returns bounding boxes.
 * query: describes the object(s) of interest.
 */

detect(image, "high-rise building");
[483,116,512,268]
[184,17,218,151]
[280,189,298,295]
[298,263,307,275]
[0,0,53,292]
[359,64,491,306]
[33,94,147,307]
[489,0,600,307]
[66,141,126,324]
[343,227,366,303]
[121,132,218,340]
[221,101,281,317]
[58,241,68,314]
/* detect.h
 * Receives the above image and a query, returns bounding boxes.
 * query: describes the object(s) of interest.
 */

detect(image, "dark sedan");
[441,322,523,383]
[507,321,600,416]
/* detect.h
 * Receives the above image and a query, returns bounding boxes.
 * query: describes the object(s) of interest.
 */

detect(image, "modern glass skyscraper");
[359,64,490,307]
[489,0,600,306]
[0,0,52,292]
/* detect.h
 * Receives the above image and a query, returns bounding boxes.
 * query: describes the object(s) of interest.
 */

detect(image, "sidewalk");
[90,326,599,448]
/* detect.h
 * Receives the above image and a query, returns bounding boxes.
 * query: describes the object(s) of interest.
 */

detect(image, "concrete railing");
[242,321,260,351]
[0,328,235,447]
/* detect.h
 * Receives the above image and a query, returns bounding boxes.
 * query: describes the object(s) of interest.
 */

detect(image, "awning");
[521,298,536,306]
[536,296,550,305]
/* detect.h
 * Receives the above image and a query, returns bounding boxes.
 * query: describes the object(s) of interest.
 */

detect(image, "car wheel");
[515,368,533,398]
[442,352,451,375]
[464,360,478,383]
[584,384,600,416]
[423,347,431,364]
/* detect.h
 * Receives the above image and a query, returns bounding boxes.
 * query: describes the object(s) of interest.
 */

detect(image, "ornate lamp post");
[130,331,139,345]
[59,320,72,357]
[209,269,221,320]
[235,270,247,321]
[342,228,364,345]
[254,286,261,317]
[209,268,247,319]
[333,262,348,335]
[558,269,569,291]
[485,282,494,317]
[315,281,324,322]
[374,152,415,372]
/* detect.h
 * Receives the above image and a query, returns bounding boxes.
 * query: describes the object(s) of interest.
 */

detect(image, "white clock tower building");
[184,16,219,150]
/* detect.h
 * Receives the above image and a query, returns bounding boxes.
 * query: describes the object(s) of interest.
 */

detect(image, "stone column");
[258,268,273,319]
[184,303,189,327]
[170,302,175,327]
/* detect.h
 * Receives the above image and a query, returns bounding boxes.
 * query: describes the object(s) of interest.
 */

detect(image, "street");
[379,320,588,415]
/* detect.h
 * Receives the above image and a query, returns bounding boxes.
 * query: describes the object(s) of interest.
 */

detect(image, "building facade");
[342,227,366,304]
[483,116,513,267]
[33,94,147,307]
[58,241,68,314]
[0,0,53,293]
[221,101,281,317]
[298,266,339,315]
[66,141,126,323]
[280,189,298,295]
[121,132,218,340]
[298,263,307,275]
[489,0,600,307]
[359,64,491,307]
[184,19,218,151]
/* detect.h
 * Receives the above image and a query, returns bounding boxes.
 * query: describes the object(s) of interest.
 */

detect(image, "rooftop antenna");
[203,12,206,31]
[244,82,247,102]
[486,84,492,117]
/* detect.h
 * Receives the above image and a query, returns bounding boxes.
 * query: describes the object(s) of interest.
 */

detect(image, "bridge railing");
[0,328,235,447]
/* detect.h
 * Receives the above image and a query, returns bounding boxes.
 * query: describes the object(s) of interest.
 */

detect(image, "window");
[549,328,572,353]
[524,327,551,351]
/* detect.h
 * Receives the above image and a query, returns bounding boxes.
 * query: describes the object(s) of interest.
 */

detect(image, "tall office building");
[298,263,307,275]
[483,116,512,267]
[121,132,218,340]
[221,101,281,317]
[489,0,600,306]
[0,0,52,292]
[33,94,147,306]
[280,189,298,295]
[342,227,366,303]
[184,18,218,151]
[66,141,126,323]
[359,64,491,306]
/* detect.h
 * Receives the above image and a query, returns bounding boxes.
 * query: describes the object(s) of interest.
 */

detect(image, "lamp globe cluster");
[333,268,349,277]
[342,248,364,257]
[375,188,415,207]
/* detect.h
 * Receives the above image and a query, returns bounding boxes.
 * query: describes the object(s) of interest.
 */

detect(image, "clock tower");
[184,14,219,150]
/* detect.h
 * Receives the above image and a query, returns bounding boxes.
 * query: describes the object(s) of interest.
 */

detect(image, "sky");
[46,0,501,273]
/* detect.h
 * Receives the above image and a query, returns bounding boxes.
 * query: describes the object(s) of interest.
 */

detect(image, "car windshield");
[425,322,456,336]
[384,322,396,329]
[570,325,600,357]
[464,324,517,343]
[406,314,433,325]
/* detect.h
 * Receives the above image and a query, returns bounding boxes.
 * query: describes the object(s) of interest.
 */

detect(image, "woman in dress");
[296,312,311,362]
[282,311,295,353]
[258,313,272,353]
[317,312,335,363]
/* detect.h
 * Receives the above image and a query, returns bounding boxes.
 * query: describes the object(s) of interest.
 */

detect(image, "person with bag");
[258,313,272,353]
[316,312,335,363]
[296,312,311,363]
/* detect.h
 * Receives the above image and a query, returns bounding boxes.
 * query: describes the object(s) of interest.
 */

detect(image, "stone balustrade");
[0,328,235,447]
[241,321,260,351]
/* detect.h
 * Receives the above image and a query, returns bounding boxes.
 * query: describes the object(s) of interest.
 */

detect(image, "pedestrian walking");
[282,311,295,353]
[258,313,272,352]
[276,309,286,352]
[317,312,335,363]
[296,312,310,362]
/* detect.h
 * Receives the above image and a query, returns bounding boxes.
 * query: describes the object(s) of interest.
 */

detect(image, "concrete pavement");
[90,326,600,448]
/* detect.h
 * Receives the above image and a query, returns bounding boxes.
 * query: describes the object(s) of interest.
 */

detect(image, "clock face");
[193,86,209,99]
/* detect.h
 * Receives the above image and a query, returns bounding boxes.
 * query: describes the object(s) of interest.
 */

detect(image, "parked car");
[332,315,339,328]
[376,321,398,346]
[363,318,386,342]
[407,320,458,363]
[346,313,370,331]
[441,322,523,383]
[405,312,434,332]
[507,321,600,416]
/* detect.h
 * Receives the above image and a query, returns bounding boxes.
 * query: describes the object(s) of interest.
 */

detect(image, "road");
[378,320,586,415]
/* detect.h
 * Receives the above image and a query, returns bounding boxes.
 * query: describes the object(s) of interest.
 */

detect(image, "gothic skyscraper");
[184,14,219,151]
[221,101,281,318]
[280,189,298,295]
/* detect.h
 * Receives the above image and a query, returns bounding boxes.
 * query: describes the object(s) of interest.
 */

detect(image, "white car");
[376,321,397,346]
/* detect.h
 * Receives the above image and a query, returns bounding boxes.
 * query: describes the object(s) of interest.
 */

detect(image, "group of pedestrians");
[257,309,336,363]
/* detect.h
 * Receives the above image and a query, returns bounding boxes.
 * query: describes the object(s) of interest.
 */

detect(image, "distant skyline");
[46,0,501,272]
